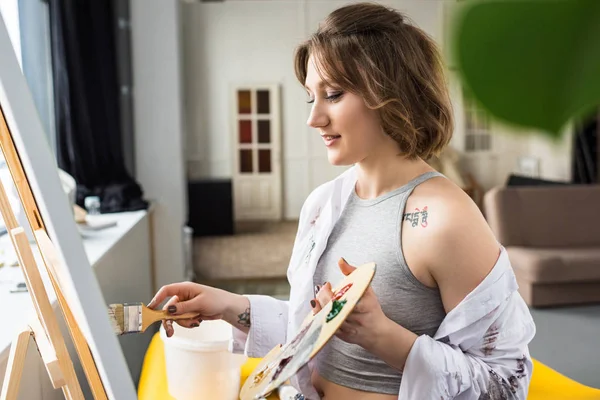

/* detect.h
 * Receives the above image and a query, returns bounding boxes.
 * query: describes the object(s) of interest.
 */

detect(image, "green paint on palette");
[326,299,347,323]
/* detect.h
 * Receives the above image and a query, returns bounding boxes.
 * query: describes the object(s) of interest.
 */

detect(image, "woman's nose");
[306,102,329,128]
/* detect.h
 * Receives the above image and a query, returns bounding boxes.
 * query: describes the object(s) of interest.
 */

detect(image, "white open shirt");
[232,166,536,399]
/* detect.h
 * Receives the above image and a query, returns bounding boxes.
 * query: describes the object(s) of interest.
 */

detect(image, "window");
[234,87,277,174]
[463,88,492,152]
[0,0,56,153]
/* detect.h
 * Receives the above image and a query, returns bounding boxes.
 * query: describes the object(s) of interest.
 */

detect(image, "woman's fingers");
[164,320,174,338]
[336,322,357,342]
[311,282,334,315]
[149,284,180,309]
[148,282,197,309]
[310,297,322,315]
[339,321,356,335]
[174,317,202,329]
[316,282,333,306]
[338,257,357,276]
[162,295,203,329]
[162,295,179,337]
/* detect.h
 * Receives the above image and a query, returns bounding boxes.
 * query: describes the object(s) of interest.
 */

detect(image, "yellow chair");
[528,359,600,400]
[138,333,600,399]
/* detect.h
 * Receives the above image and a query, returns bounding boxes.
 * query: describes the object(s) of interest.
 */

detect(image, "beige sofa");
[484,184,600,307]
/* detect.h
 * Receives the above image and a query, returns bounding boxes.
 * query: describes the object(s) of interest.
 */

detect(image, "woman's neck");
[355,153,433,200]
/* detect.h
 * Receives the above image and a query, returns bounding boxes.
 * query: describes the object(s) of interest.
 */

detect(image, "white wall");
[131,0,186,289]
[526,128,573,182]
[182,0,573,218]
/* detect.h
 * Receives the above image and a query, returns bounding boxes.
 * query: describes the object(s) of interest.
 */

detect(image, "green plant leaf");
[453,0,600,138]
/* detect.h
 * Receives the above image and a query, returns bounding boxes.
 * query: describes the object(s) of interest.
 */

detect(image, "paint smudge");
[268,320,322,387]
[289,319,313,349]
[271,356,293,381]
[479,370,514,399]
[453,372,463,391]
[515,356,526,378]
[277,324,322,383]
[304,238,315,264]
[252,358,279,387]
[507,356,528,393]
[326,299,347,323]
[479,356,529,399]
[482,323,499,356]
[253,366,270,385]
[332,283,353,301]
[310,207,321,226]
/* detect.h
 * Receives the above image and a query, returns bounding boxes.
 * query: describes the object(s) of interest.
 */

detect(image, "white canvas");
[0,15,137,400]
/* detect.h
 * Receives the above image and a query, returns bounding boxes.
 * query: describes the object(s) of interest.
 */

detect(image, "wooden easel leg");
[29,318,65,389]
[10,228,85,400]
[35,230,108,400]
[0,329,32,400]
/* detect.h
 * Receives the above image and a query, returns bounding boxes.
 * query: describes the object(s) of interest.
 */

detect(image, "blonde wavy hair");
[294,2,453,160]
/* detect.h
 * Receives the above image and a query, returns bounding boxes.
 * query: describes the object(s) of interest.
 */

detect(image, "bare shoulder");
[404,176,501,311]
[404,176,488,236]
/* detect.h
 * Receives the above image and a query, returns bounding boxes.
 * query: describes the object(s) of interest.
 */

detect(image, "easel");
[0,104,108,399]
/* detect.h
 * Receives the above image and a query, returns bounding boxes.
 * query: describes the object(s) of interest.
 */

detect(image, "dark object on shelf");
[187,179,234,236]
[572,112,598,184]
[506,174,570,187]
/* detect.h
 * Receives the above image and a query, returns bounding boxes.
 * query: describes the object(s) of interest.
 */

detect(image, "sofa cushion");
[508,246,600,284]
[484,185,600,247]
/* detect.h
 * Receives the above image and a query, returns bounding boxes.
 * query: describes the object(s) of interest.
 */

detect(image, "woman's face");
[304,55,388,166]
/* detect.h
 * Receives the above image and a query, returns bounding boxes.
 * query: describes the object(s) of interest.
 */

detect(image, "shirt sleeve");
[399,294,535,399]
[230,295,289,358]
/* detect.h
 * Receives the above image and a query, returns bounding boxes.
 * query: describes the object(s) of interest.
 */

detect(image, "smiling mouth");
[321,135,341,147]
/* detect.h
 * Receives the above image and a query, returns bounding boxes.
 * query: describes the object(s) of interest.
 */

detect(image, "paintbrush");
[108,302,199,335]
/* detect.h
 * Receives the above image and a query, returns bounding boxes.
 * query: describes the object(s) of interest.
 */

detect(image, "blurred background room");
[0,0,598,398]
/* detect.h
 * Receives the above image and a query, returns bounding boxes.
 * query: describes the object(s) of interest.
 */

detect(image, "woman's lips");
[322,135,341,147]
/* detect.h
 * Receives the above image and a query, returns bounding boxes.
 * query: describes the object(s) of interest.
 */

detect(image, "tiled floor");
[193,220,298,281]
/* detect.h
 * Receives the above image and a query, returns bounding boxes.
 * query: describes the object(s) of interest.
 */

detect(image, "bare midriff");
[311,371,398,400]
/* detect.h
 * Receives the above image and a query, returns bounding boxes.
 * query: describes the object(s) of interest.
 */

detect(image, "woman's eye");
[326,92,343,102]
[305,92,342,104]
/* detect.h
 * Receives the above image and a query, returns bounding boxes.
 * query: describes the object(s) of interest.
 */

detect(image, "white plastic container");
[160,320,246,400]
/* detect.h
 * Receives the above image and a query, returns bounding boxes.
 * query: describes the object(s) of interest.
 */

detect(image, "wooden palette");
[239,262,376,400]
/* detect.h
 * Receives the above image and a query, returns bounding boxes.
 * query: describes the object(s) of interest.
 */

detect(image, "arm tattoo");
[237,307,251,328]
[403,206,429,228]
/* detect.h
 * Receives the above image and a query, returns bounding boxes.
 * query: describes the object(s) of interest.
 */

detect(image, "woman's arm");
[223,294,252,333]
[231,296,290,357]
[422,189,501,313]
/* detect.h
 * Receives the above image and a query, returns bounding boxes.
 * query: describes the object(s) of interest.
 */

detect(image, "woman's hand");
[148,282,250,338]
[311,258,390,352]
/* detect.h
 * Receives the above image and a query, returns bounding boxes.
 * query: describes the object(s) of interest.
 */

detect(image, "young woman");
[149,3,535,399]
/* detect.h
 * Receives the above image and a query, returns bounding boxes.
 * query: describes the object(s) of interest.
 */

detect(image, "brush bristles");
[108,302,144,335]
[108,304,125,335]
